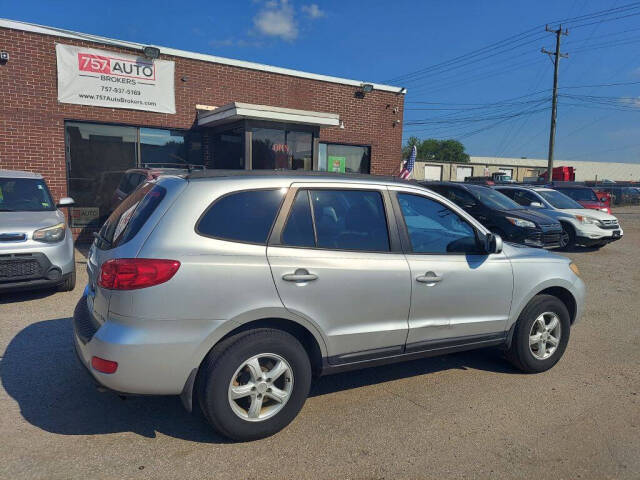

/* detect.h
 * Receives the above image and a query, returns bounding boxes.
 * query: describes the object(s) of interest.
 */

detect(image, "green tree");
[403,138,470,163]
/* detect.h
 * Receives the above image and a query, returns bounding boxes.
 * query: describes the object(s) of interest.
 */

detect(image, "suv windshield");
[467,185,523,210]
[537,190,583,209]
[0,177,55,212]
[558,187,598,202]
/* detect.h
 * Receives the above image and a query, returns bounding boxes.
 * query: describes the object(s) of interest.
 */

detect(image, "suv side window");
[281,189,390,252]
[197,189,285,244]
[440,187,477,208]
[397,193,479,254]
[503,189,537,207]
[281,190,315,248]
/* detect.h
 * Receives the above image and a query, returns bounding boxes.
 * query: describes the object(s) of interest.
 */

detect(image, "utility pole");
[542,25,568,181]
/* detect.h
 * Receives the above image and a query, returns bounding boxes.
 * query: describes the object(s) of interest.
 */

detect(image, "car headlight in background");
[506,217,536,228]
[569,262,580,277]
[33,223,66,243]
[574,214,599,225]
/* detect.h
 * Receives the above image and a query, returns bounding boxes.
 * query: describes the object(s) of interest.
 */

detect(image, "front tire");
[197,328,311,441]
[506,294,570,373]
[58,269,76,292]
[559,222,575,250]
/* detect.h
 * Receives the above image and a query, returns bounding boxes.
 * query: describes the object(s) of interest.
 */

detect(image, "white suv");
[495,186,622,249]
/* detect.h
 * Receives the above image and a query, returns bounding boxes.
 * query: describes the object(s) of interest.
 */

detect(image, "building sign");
[329,156,346,173]
[56,44,175,114]
[70,207,100,228]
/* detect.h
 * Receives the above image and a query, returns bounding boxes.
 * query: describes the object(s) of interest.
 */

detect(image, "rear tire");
[58,269,76,292]
[197,328,311,441]
[506,294,570,373]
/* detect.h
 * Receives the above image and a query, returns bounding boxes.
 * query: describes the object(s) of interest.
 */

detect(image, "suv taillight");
[98,258,180,290]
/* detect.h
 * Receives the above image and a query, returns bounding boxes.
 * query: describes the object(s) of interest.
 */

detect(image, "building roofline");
[0,18,407,95]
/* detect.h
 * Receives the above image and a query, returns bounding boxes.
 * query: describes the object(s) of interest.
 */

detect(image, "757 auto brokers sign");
[56,44,175,114]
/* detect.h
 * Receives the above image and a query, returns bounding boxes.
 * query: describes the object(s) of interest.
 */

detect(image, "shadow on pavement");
[0,288,58,304]
[2,317,517,442]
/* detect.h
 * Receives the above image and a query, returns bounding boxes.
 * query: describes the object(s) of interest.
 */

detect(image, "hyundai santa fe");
[73,171,585,441]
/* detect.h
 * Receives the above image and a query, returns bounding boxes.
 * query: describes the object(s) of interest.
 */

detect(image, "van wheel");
[197,328,311,441]
[58,269,76,292]
[559,223,575,250]
[506,294,570,373]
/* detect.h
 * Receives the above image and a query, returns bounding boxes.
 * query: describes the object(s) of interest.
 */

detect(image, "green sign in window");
[328,156,346,173]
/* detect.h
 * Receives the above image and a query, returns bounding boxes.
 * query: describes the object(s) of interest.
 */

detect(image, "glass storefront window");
[66,122,138,228]
[318,143,371,174]
[65,122,202,229]
[252,127,313,170]
[210,126,245,169]
[140,128,202,167]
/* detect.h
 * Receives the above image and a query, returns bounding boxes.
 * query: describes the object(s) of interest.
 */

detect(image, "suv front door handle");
[416,272,442,284]
[282,268,318,282]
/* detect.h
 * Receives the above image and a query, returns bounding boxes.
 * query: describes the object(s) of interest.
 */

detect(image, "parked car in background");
[494,185,623,249]
[549,184,611,214]
[423,182,563,248]
[596,185,640,206]
[73,171,585,441]
[111,167,195,212]
[0,170,76,292]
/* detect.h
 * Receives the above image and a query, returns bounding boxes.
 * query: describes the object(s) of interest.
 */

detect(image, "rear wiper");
[93,231,112,247]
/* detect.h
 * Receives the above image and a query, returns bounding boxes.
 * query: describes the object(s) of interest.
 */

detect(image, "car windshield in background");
[560,188,598,202]
[0,177,55,212]
[537,190,584,209]
[467,185,523,210]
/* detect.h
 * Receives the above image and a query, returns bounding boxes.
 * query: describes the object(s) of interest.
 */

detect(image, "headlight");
[574,214,599,225]
[569,262,580,277]
[33,223,66,243]
[506,217,536,228]
[600,208,609,212]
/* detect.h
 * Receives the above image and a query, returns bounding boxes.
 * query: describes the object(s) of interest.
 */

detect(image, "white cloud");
[302,4,325,19]
[253,0,298,41]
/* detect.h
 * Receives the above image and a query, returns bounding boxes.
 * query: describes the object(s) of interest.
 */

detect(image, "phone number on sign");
[100,86,142,95]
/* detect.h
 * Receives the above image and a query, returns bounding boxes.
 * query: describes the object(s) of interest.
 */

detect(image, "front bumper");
[73,293,226,395]
[0,233,75,292]
[521,228,563,249]
[575,224,623,246]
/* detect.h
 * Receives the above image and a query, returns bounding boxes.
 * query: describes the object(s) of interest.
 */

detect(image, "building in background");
[417,156,640,183]
[0,19,405,238]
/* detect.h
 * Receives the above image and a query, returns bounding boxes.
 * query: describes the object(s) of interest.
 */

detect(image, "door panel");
[267,185,410,362]
[405,254,513,346]
[392,189,513,346]
[268,247,411,360]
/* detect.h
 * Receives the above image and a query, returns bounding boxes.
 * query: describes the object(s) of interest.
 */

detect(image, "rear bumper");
[72,294,226,395]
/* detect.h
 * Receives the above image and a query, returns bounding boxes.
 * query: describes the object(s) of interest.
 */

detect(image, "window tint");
[309,189,389,251]
[197,189,285,244]
[398,193,479,254]
[281,191,315,247]
[97,183,166,249]
[434,186,477,208]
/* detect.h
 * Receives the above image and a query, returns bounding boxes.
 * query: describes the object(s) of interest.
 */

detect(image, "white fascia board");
[0,18,406,94]
[198,103,340,127]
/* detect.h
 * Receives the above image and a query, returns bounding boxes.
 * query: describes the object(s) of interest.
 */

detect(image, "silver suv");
[1,170,76,292]
[73,172,585,441]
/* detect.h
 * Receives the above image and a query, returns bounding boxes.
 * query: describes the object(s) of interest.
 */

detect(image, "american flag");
[399,145,416,179]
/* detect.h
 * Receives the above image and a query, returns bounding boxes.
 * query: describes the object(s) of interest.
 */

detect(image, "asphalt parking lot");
[1,208,639,480]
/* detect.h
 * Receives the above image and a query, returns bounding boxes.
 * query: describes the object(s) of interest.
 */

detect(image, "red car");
[549,184,612,214]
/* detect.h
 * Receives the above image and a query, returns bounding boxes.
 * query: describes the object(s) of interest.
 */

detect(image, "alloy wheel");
[529,312,562,360]
[227,353,294,422]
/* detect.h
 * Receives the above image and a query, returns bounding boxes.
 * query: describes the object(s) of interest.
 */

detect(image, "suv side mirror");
[529,201,543,208]
[485,232,503,254]
[57,197,75,208]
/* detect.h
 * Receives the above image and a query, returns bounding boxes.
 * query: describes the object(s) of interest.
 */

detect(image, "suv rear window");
[197,189,286,244]
[97,183,166,249]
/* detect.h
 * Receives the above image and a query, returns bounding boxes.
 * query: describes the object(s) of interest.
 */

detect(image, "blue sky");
[3,0,640,163]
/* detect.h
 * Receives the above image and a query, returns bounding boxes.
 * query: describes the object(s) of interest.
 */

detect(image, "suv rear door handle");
[282,269,318,282]
[416,272,442,284]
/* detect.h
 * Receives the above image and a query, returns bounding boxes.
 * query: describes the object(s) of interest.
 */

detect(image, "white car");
[495,186,622,249]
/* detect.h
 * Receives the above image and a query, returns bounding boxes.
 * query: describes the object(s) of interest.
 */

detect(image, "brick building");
[0,19,405,237]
